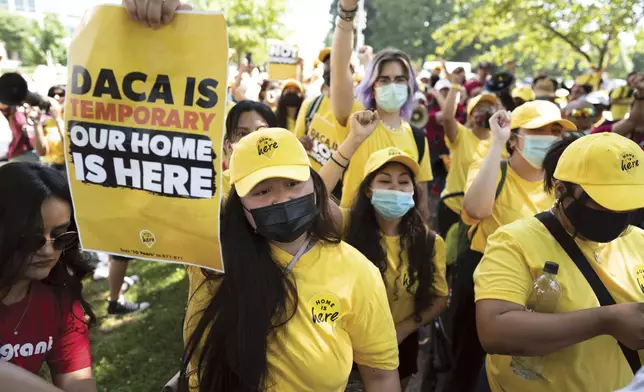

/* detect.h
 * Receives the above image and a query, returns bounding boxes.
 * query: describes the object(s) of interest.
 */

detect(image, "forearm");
[33,124,49,156]
[0,361,63,392]
[398,296,448,335]
[463,142,504,220]
[477,305,609,356]
[358,365,401,392]
[442,87,460,142]
[629,92,644,132]
[330,18,355,127]
[319,135,361,193]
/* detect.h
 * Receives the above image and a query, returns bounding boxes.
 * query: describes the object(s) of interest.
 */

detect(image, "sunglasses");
[20,231,79,253]
[570,108,596,118]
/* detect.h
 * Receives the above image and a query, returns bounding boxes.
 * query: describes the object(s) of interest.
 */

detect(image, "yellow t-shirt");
[474,217,644,392]
[184,241,398,392]
[339,121,433,208]
[339,208,449,324]
[382,234,448,324]
[441,124,485,214]
[463,161,554,253]
[41,118,65,165]
[293,94,363,171]
[473,136,511,162]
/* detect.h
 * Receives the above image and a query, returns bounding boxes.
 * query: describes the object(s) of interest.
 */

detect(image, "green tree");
[191,0,287,65]
[0,10,39,65]
[34,13,68,66]
[433,0,644,76]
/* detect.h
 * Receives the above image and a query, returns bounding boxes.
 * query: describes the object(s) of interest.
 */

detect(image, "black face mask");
[564,194,630,243]
[473,112,493,129]
[323,71,331,87]
[248,193,319,243]
[281,92,303,108]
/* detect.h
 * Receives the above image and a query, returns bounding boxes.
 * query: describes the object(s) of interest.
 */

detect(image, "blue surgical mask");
[375,84,409,113]
[370,189,415,220]
[519,135,559,168]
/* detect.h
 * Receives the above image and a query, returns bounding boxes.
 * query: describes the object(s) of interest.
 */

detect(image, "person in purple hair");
[329,0,433,215]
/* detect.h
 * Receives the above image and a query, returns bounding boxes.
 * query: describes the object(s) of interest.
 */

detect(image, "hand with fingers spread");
[122,0,193,28]
[489,110,512,145]
[349,110,380,144]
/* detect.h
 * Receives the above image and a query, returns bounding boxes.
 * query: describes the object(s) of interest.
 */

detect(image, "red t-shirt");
[0,282,92,375]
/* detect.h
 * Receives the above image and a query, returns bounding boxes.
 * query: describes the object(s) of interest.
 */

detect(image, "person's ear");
[224,140,233,157]
[365,187,373,199]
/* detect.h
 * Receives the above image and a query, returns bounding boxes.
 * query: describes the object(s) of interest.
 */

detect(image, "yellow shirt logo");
[309,293,341,324]
[620,152,640,175]
[257,136,279,159]
[634,265,644,295]
[139,229,156,248]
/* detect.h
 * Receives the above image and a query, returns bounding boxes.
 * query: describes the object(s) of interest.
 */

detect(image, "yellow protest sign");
[268,40,298,81]
[65,5,227,272]
[307,114,345,172]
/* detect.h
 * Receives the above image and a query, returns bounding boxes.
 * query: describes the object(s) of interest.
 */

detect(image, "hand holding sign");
[122,0,192,28]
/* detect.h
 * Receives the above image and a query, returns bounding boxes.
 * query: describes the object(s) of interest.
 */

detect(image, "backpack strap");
[305,94,325,132]
[411,125,426,163]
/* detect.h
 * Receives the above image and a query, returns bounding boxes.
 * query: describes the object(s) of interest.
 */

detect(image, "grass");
[85,260,189,392]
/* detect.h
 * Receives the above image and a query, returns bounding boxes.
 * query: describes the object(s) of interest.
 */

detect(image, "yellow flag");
[64,5,227,272]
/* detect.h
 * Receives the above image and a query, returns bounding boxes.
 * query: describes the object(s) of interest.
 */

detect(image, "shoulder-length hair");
[0,162,96,326]
[182,169,341,391]
[345,163,436,320]
[355,48,419,121]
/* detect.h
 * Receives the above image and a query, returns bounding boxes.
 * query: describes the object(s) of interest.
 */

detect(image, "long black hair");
[0,162,96,326]
[181,170,341,391]
[543,134,582,195]
[345,163,436,321]
[225,100,278,142]
[275,90,303,129]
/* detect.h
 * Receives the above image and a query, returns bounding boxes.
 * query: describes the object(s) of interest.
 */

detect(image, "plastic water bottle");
[510,261,561,380]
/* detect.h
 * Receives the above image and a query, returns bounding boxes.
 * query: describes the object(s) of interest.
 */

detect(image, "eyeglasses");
[20,231,79,252]
[570,108,596,118]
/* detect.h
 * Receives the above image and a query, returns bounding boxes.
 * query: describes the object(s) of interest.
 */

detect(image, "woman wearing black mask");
[474,133,644,392]
[275,79,304,132]
[182,127,401,391]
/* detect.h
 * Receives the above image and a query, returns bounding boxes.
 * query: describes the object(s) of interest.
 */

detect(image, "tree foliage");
[433,0,644,75]
[191,0,287,65]
[0,11,68,66]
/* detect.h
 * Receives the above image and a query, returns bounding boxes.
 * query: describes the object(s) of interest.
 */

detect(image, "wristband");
[337,3,358,22]
[451,83,462,90]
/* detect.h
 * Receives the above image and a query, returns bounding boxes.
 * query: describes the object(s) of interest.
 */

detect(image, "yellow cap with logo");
[511,100,577,131]
[364,147,420,179]
[229,128,311,197]
[467,93,498,116]
[554,133,644,211]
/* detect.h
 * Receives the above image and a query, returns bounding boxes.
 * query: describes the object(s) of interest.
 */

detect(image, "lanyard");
[285,236,314,272]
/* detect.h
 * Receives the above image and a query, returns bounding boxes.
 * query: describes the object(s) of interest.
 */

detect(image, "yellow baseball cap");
[318,47,331,63]
[229,128,311,197]
[364,147,420,179]
[512,86,536,102]
[282,79,303,93]
[467,93,498,115]
[554,133,644,211]
[511,100,577,131]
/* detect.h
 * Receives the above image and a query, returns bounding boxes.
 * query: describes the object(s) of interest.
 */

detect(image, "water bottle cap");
[544,261,559,274]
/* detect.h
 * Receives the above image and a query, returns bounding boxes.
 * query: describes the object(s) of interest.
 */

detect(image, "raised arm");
[319,110,380,226]
[330,0,358,127]
[463,111,511,220]
[613,74,644,137]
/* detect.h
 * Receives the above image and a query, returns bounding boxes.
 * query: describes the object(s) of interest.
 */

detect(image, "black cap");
[544,261,559,274]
